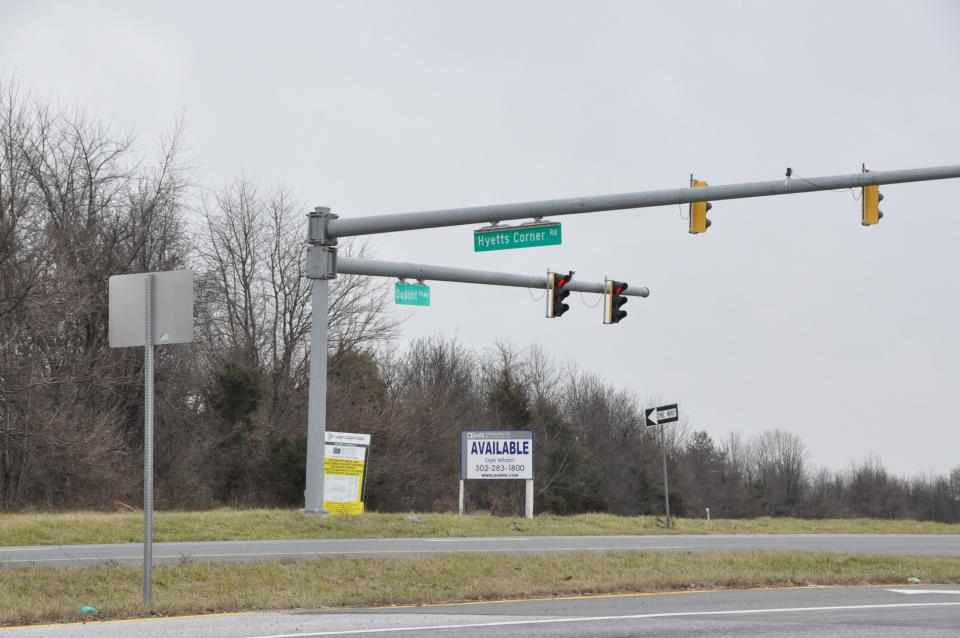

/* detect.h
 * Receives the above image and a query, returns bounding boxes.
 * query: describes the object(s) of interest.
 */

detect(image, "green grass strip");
[1,551,958,627]
[3,511,959,546]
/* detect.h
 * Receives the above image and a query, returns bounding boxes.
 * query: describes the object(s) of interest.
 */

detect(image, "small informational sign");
[474,222,562,252]
[323,430,371,515]
[108,270,194,347]
[325,431,372,446]
[395,282,430,306]
[461,430,534,480]
[645,403,679,427]
[323,444,367,515]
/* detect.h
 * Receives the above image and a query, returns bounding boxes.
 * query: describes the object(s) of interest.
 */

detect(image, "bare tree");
[749,429,809,515]
[0,81,189,509]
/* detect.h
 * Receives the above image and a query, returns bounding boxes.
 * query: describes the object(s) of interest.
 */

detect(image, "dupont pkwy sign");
[473,222,561,252]
[460,430,534,480]
[394,282,430,306]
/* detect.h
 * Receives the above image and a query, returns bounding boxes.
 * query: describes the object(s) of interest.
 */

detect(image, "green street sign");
[395,282,430,306]
[474,222,562,252]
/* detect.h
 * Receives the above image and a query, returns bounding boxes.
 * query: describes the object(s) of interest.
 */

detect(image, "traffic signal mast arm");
[302,162,960,515]
[332,255,650,298]
[324,164,960,239]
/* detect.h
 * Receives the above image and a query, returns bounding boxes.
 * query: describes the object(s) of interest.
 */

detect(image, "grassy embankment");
[2,551,958,627]
[2,510,959,546]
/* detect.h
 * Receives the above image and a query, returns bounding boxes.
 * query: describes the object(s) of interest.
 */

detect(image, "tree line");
[1,84,958,521]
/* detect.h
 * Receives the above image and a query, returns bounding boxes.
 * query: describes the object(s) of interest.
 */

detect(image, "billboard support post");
[525,480,534,520]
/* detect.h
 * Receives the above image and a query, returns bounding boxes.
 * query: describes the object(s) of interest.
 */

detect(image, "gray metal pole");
[303,276,330,515]
[143,273,154,607]
[660,423,671,529]
[337,256,649,298]
[326,164,960,238]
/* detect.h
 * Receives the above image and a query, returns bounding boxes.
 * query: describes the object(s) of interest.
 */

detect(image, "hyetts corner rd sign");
[474,222,561,252]
[645,403,679,427]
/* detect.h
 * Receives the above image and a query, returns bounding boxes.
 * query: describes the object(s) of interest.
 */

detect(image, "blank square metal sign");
[109,271,194,347]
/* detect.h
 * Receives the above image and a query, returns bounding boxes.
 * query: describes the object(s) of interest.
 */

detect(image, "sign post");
[460,430,534,519]
[645,403,679,529]
[109,270,193,608]
[142,274,154,608]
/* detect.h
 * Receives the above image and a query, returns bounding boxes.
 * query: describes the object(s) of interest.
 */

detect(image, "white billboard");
[460,430,534,480]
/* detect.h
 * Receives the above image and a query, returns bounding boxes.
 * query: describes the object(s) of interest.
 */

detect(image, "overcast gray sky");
[2,0,958,476]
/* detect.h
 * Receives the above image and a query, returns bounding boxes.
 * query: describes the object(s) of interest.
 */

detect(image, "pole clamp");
[307,245,337,280]
[308,206,339,246]
[307,206,338,279]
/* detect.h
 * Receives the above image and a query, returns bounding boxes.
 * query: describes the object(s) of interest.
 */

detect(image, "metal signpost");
[474,221,561,252]
[646,403,679,528]
[108,270,193,608]
[301,164,960,519]
[460,430,535,519]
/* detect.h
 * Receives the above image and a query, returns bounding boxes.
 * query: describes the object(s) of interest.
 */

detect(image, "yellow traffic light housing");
[861,167,884,226]
[689,178,712,234]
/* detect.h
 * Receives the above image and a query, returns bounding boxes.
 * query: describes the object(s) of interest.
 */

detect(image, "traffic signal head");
[605,280,628,324]
[689,179,712,234]
[862,186,883,225]
[547,270,572,318]
[861,167,883,226]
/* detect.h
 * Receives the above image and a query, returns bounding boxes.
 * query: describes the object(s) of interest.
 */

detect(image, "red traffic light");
[606,280,628,324]
[547,271,573,318]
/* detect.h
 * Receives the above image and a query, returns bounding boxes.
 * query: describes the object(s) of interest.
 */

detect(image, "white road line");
[422,538,532,542]
[244,602,960,637]
[886,589,960,595]
[0,546,692,564]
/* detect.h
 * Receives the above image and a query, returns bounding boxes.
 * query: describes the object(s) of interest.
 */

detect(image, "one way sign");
[645,403,679,427]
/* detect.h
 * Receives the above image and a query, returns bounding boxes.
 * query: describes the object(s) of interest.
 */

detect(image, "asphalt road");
[2,533,959,568]
[6,585,960,637]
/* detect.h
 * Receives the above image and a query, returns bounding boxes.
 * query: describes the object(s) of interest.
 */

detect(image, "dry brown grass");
[1,551,957,627]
